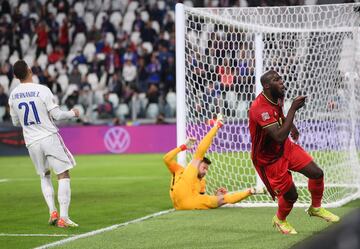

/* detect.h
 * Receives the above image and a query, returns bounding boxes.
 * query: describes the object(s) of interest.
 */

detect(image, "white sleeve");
[42,88,58,111]
[8,98,21,127]
[49,106,76,120]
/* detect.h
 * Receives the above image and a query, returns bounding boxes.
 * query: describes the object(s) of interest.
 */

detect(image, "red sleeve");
[250,106,278,128]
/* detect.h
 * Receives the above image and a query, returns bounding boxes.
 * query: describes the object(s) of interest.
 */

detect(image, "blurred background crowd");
[0,0,356,125]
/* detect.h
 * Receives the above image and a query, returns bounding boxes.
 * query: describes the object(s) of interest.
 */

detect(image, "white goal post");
[176,3,360,207]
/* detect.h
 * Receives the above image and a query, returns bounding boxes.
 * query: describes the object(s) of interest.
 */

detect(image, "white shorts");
[28,133,76,176]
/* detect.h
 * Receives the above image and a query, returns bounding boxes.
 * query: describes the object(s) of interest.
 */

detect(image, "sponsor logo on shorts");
[103,127,131,153]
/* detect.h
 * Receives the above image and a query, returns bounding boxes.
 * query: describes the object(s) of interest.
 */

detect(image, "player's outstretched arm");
[192,114,223,163]
[216,187,267,207]
[50,107,79,120]
[163,137,196,174]
[265,96,306,143]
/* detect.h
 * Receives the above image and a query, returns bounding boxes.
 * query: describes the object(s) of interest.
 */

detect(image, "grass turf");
[0,154,359,249]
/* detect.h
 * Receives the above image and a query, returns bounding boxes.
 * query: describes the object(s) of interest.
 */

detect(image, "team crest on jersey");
[261,112,270,121]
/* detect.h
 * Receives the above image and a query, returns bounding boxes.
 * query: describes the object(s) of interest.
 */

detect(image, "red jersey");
[248,92,288,167]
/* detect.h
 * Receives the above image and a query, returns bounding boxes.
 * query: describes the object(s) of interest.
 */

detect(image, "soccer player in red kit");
[248,70,339,234]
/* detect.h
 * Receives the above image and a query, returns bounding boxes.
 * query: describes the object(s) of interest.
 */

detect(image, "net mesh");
[181,3,360,207]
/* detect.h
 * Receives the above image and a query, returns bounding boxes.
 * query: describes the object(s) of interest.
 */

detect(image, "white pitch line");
[0,179,9,183]
[34,209,174,249]
[0,233,72,237]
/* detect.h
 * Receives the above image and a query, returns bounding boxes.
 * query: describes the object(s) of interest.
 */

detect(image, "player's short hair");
[13,60,29,80]
[260,69,277,87]
[202,157,212,165]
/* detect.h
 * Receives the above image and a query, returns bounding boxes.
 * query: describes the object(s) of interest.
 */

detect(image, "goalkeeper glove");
[215,113,223,128]
[250,187,267,195]
[180,137,197,151]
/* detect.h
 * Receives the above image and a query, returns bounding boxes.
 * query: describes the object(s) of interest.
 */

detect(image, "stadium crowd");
[0,0,354,124]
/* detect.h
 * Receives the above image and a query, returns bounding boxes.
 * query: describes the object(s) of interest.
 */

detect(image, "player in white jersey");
[8,60,80,228]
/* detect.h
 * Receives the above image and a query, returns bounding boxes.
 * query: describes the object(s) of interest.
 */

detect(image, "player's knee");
[313,167,324,179]
[57,170,70,180]
[283,189,298,203]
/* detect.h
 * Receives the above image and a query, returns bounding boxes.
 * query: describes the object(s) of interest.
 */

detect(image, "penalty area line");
[34,209,174,249]
[0,179,9,183]
[0,233,72,237]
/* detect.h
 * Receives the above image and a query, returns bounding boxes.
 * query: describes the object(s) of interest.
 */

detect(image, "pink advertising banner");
[59,125,176,155]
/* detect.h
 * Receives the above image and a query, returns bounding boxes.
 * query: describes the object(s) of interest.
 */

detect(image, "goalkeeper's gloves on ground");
[180,137,197,151]
[250,187,267,195]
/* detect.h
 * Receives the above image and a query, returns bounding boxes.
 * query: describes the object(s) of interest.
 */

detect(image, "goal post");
[176,3,360,207]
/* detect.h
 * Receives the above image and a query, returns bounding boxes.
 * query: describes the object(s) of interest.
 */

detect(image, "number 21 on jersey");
[18,101,41,126]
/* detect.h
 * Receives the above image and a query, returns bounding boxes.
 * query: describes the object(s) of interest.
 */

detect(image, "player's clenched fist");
[290,96,307,111]
[71,108,80,117]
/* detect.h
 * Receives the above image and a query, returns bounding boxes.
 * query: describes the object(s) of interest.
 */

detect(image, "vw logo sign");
[104,127,131,153]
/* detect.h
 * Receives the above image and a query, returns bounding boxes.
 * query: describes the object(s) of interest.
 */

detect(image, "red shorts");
[255,140,313,199]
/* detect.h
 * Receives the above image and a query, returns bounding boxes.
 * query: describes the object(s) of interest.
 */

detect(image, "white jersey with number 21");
[9,83,59,147]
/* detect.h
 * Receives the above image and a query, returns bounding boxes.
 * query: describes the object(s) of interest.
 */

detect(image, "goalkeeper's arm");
[216,187,267,206]
[163,138,196,174]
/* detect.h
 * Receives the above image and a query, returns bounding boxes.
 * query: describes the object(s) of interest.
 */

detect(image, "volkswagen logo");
[104,127,131,153]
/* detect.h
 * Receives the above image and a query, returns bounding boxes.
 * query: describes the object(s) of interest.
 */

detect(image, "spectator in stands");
[48,45,64,64]
[146,54,161,86]
[122,59,137,88]
[46,13,59,48]
[59,18,70,56]
[36,21,48,59]
[0,85,8,107]
[78,83,93,119]
[136,57,148,93]
[97,92,114,119]
[141,21,157,43]
[68,66,82,86]
[108,73,123,98]
[147,84,160,105]
[65,89,79,110]
[162,56,175,92]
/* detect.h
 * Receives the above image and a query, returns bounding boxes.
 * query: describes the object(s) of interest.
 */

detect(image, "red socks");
[308,177,324,208]
[276,195,294,220]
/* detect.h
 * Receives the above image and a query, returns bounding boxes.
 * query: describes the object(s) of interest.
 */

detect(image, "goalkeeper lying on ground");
[163,114,265,210]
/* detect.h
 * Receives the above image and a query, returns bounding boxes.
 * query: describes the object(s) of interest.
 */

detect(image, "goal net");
[176,3,360,207]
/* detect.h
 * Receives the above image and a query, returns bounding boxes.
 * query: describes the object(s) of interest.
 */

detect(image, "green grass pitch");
[0,154,359,249]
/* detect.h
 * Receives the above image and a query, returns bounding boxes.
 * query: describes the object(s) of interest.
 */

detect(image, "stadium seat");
[166,91,176,111]
[110,11,122,27]
[111,0,128,11]
[0,106,5,122]
[19,2,29,16]
[225,91,237,109]
[140,11,150,22]
[158,1,166,10]
[56,13,66,26]
[9,78,20,93]
[9,52,19,65]
[146,103,159,119]
[83,42,96,62]
[37,54,48,70]
[105,32,115,47]
[142,42,153,54]
[0,75,10,94]
[47,64,57,78]
[102,0,111,11]
[72,33,86,52]
[0,45,10,64]
[116,103,130,119]
[108,93,120,108]
[130,32,141,45]
[95,12,107,30]
[122,11,135,33]
[77,64,88,76]
[87,73,99,90]
[151,21,160,34]
[74,2,85,17]
[236,100,249,119]
[32,75,39,84]
[127,1,139,12]
[23,54,34,68]
[73,104,85,117]
[57,74,69,93]
[20,34,30,54]
[184,0,194,7]
[138,93,149,111]
[84,12,95,30]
